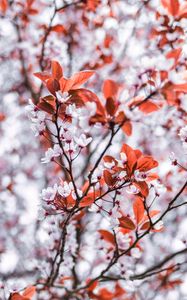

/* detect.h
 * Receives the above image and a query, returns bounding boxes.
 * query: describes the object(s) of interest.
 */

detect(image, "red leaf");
[114,283,126,297]
[139,101,160,114]
[119,216,136,230]
[46,78,60,95]
[120,144,137,175]
[27,0,35,7]
[51,24,66,34]
[10,286,36,300]
[140,221,150,230]
[98,288,114,299]
[98,230,115,245]
[171,83,187,93]
[37,98,55,115]
[0,0,8,13]
[68,71,95,90]
[103,155,117,165]
[10,294,23,300]
[170,0,180,16]
[134,181,149,197]
[22,286,36,298]
[166,48,182,66]
[137,156,158,171]
[105,97,116,116]
[115,111,125,123]
[103,79,119,99]
[103,170,116,186]
[59,77,69,92]
[87,279,98,292]
[122,121,132,136]
[161,0,179,16]
[79,195,95,208]
[34,71,51,82]
[68,89,106,121]
[51,60,63,80]
[0,112,6,121]
[133,198,145,224]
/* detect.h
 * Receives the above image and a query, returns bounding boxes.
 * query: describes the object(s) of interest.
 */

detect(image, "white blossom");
[64,140,77,154]
[58,181,74,198]
[56,91,71,103]
[41,184,58,201]
[41,145,62,163]
[134,170,147,181]
[65,104,77,117]
[74,134,92,148]
[109,206,122,228]
[154,220,164,231]
[126,185,139,194]
[120,152,127,163]
[179,126,187,149]
[117,232,131,249]
[131,247,142,259]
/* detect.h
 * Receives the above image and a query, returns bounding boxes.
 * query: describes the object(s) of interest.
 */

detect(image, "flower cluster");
[26,99,46,136]
[179,125,187,149]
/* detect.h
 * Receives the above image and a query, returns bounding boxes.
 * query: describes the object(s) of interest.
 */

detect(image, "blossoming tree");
[0,0,187,299]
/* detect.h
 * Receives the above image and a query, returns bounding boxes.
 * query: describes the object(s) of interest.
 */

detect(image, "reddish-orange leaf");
[140,221,150,230]
[178,4,187,19]
[103,155,117,165]
[122,121,132,136]
[72,210,85,221]
[103,170,116,186]
[86,279,98,292]
[27,0,35,7]
[134,181,149,197]
[170,0,180,16]
[22,286,36,298]
[59,77,69,92]
[172,83,187,93]
[10,286,36,300]
[166,48,182,66]
[137,156,158,171]
[161,0,179,16]
[119,216,136,230]
[37,98,55,115]
[28,8,38,15]
[134,149,142,159]
[51,60,63,80]
[139,101,160,114]
[42,95,55,105]
[79,195,95,208]
[34,71,51,82]
[0,112,6,121]
[99,288,114,299]
[46,78,60,95]
[0,0,8,13]
[114,282,126,297]
[105,97,116,116]
[51,24,66,34]
[142,210,160,223]
[133,198,145,224]
[120,144,137,174]
[69,88,106,116]
[115,111,125,123]
[103,79,119,99]
[68,71,95,90]
[98,229,115,245]
[10,294,22,300]
[86,0,100,11]
[147,173,158,181]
